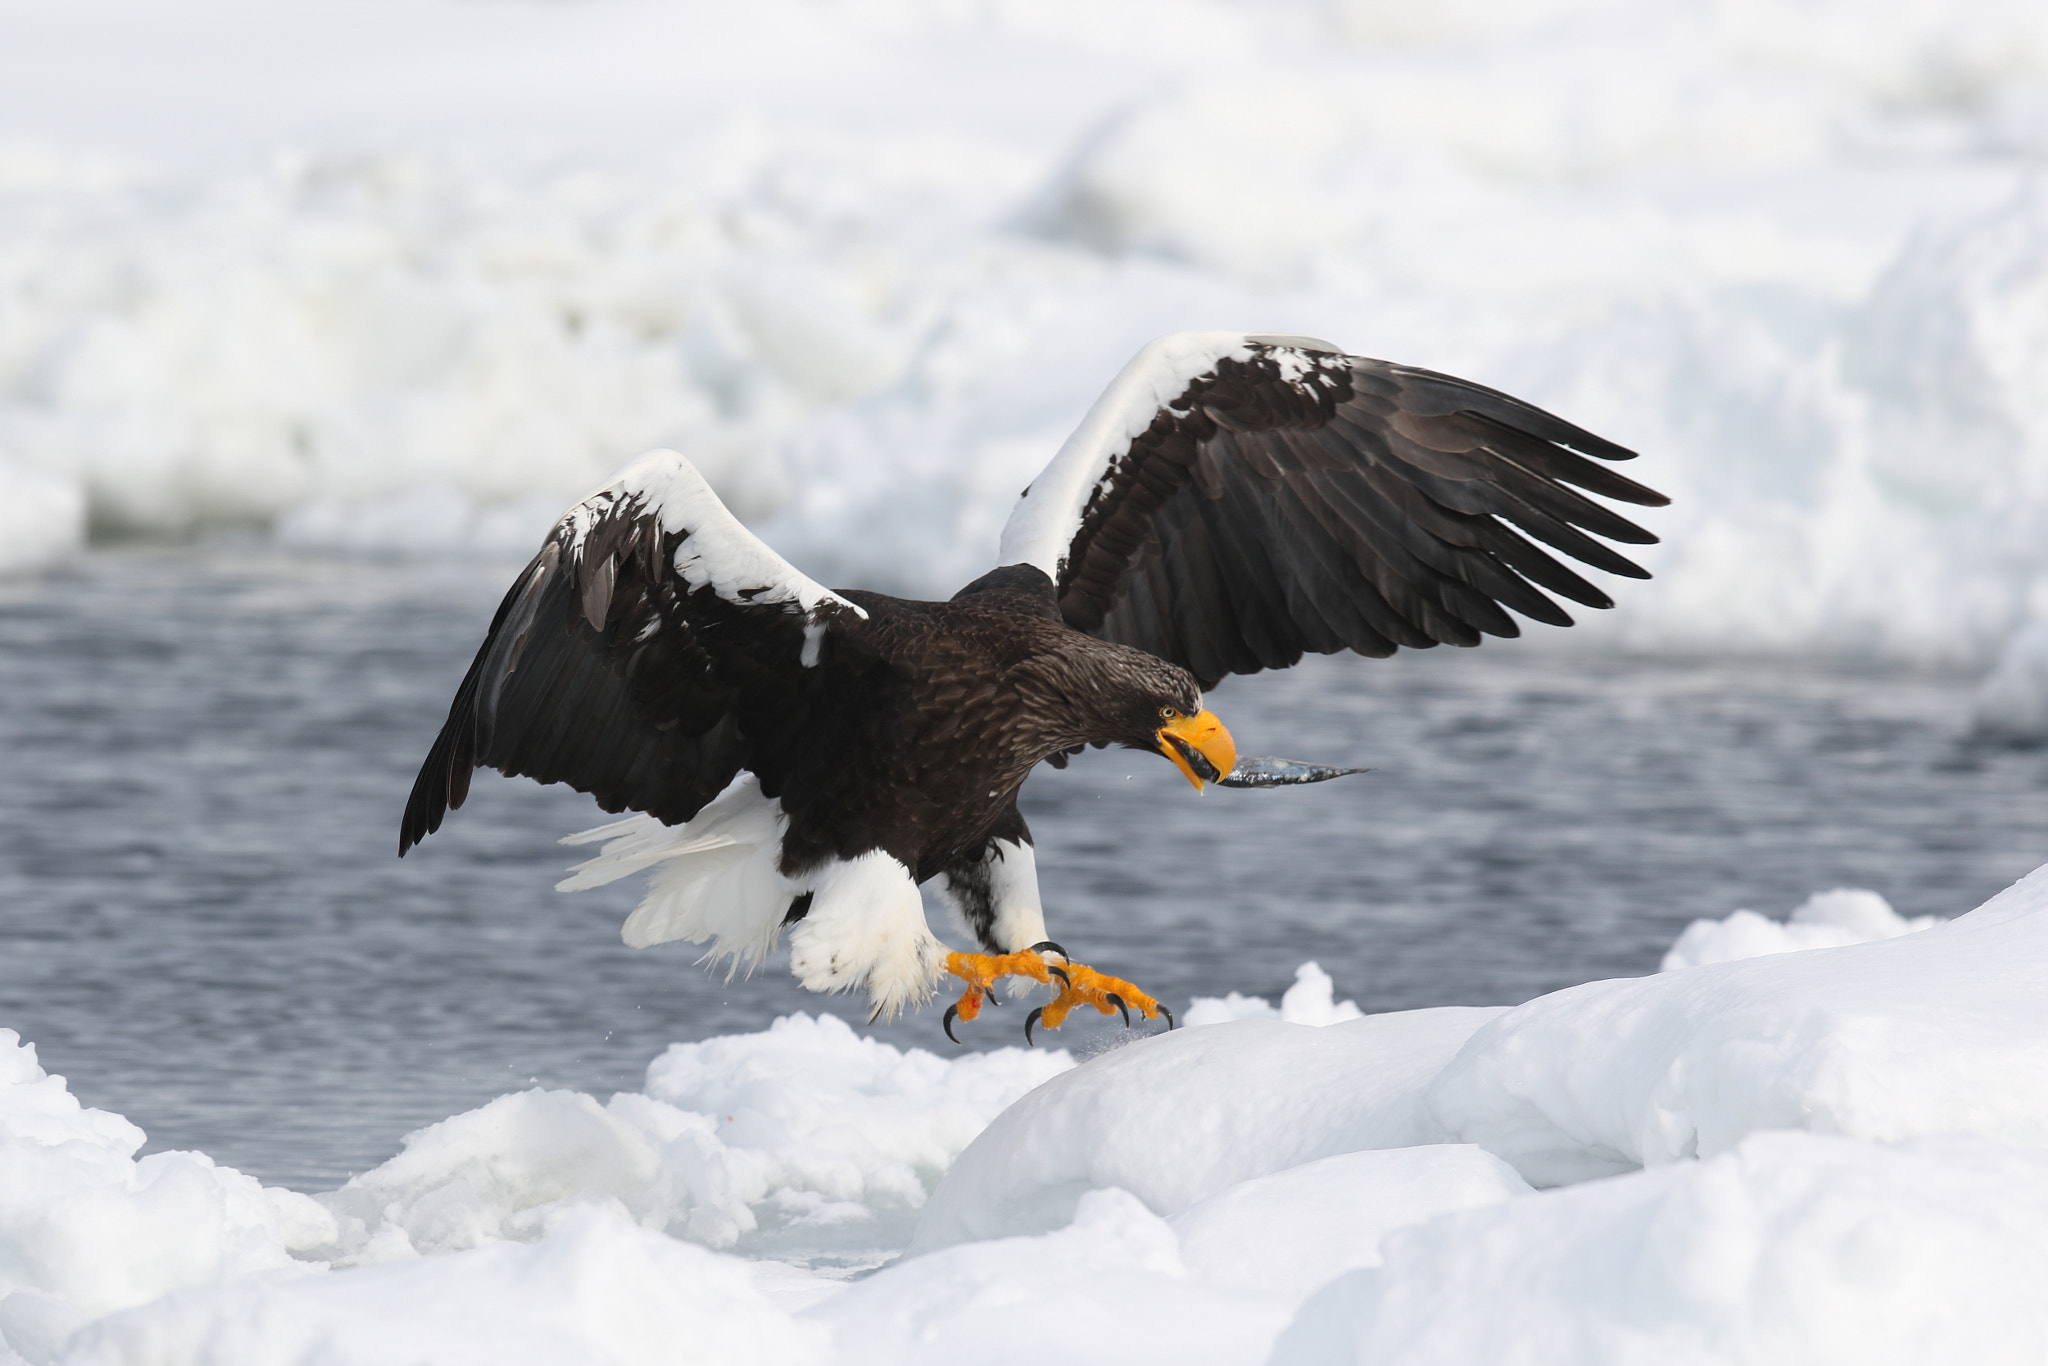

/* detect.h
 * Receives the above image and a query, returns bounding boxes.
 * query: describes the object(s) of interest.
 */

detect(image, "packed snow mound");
[1431,865,2048,1184]
[64,1206,827,1366]
[816,1188,1287,1366]
[312,1013,1069,1270]
[1182,961,1365,1026]
[1272,1131,2048,1366]
[1166,1146,1530,1301]
[0,1031,329,1365]
[1659,887,1943,970]
[909,1007,1504,1252]
[918,868,2048,1250]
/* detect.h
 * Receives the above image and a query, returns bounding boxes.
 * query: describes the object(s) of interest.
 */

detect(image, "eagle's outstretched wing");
[400,451,865,854]
[999,333,1667,689]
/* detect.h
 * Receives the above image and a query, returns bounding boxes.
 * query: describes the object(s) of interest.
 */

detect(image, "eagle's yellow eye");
[1158,706,1180,721]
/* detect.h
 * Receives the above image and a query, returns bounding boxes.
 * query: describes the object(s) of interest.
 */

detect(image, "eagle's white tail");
[558,774,795,972]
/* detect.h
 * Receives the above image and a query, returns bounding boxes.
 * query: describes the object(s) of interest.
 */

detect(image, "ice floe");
[64,1209,827,1366]
[1430,871,2047,1184]
[6,0,2048,688]
[1659,887,1943,970]
[310,1012,1071,1271]
[1272,1130,2048,1366]
[0,1031,328,1363]
[910,1006,1504,1252]
[8,860,2048,1362]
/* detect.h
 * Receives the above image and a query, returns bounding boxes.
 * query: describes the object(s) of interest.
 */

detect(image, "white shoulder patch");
[572,450,866,621]
[995,332,1346,581]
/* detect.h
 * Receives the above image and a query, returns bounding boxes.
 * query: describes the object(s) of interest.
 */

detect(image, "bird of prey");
[400,333,1664,1040]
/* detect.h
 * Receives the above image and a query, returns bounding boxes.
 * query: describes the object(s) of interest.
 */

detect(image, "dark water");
[3,547,2045,1191]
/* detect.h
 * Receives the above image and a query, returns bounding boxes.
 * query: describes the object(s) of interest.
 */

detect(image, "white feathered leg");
[786,851,945,1020]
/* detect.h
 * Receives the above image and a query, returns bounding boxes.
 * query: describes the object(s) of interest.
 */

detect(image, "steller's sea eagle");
[400,333,1665,1040]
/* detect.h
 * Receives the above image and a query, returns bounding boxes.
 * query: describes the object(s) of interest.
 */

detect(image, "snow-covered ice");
[909,1004,1504,1251]
[0,1031,330,1363]
[6,0,2048,691]
[309,1012,1071,1270]
[1272,1131,2048,1366]
[7,868,2048,1363]
[1428,875,2047,1184]
[1658,887,1943,970]
[65,1210,830,1366]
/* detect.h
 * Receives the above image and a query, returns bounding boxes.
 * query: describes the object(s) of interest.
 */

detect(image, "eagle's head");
[1076,647,1238,791]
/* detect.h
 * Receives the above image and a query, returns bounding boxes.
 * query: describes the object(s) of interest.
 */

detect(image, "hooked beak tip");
[1158,710,1236,791]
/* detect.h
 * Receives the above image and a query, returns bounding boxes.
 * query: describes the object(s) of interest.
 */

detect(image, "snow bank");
[64,1207,827,1366]
[1659,887,1942,970]
[312,1013,1069,1270]
[1571,178,2048,668]
[0,1031,328,1365]
[1273,1132,2048,1366]
[816,1188,1285,1366]
[909,1006,1504,1252]
[1182,960,1365,1026]
[1166,1145,1530,1301]
[1431,866,2048,1184]
[8,857,2048,1362]
[5,0,2048,675]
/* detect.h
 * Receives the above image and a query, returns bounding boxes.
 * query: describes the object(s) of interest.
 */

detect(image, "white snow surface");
[6,0,2048,691]
[1659,886,1944,970]
[8,863,2048,1362]
[0,1032,330,1364]
[1272,1131,2048,1366]
[308,1012,1072,1270]
[1182,959,1368,1026]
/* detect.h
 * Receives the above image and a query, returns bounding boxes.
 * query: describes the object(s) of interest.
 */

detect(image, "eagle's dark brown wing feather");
[1047,345,1666,689]
[401,530,755,854]
[400,453,848,854]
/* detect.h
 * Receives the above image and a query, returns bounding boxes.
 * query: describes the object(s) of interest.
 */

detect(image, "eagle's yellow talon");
[943,948,1164,1044]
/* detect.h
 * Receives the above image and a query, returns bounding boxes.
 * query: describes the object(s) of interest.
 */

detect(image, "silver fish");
[1217,756,1369,788]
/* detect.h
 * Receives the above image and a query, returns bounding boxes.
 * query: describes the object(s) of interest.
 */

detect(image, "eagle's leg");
[934,822,1170,1043]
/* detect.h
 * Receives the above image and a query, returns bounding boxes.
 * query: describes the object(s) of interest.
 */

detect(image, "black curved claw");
[1048,965,1071,988]
[1158,1003,1175,1030]
[1029,941,1069,960]
[942,1002,963,1044]
[1025,1006,1045,1046]
[1106,992,1130,1027]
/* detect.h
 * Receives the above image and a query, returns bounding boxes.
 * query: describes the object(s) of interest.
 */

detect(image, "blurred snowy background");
[4,0,2048,685]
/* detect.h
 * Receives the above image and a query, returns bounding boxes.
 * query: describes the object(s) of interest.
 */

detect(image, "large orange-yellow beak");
[1157,710,1237,791]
